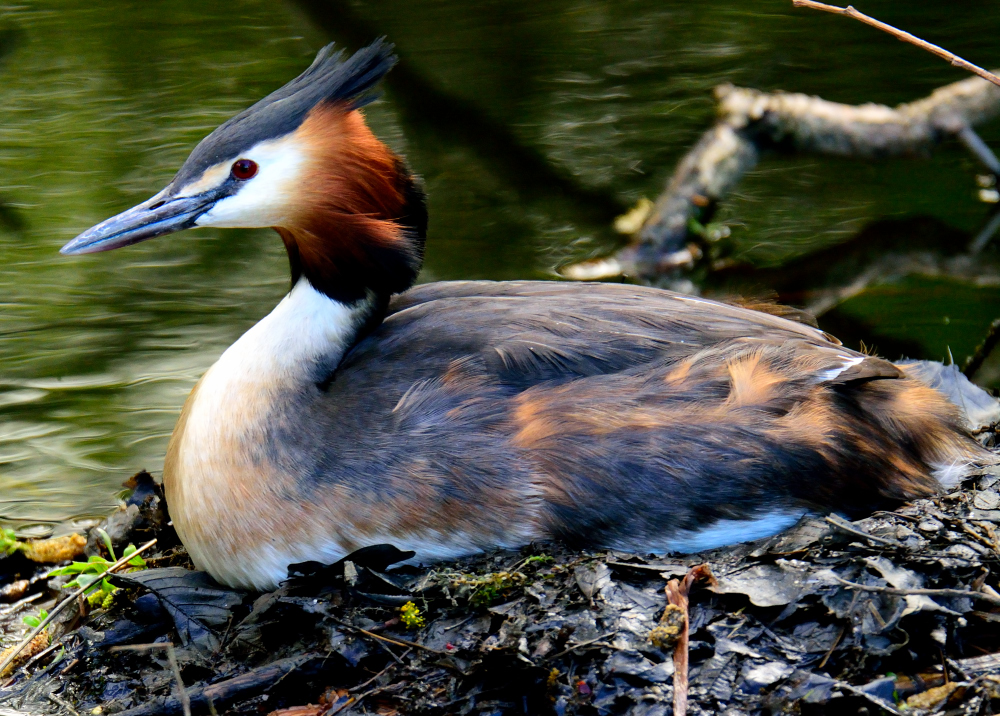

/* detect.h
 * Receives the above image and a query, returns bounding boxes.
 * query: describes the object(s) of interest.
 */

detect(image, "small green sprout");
[0,527,22,556]
[47,529,146,608]
[399,601,425,629]
[686,217,730,243]
[22,609,48,629]
[524,554,554,566]
[468,572,526,607]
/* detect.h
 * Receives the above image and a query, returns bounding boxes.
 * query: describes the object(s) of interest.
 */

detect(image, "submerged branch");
[571,73,1000,280]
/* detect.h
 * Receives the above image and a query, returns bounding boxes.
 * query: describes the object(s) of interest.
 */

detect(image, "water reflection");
[0,0,998,524]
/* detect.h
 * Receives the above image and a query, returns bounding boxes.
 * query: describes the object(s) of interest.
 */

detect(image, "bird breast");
[162,278,374,589]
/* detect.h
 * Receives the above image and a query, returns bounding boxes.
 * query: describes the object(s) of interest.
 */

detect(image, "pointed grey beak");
[60,191,218,255]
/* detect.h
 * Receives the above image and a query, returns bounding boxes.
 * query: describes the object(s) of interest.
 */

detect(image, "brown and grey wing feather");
[292,281,983,553]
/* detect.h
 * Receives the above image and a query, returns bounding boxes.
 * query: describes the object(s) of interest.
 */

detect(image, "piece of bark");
[115,655,329,716]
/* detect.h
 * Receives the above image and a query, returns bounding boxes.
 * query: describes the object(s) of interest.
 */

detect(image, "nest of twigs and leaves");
[2,449,1000,716]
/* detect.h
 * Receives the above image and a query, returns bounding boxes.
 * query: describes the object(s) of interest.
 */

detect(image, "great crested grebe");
[63,40,993,590]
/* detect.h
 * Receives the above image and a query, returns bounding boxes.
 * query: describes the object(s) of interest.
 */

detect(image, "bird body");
[63,41,992,590]
[163,275,978,589]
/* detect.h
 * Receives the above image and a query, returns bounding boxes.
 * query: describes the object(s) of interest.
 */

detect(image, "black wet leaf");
[111,567,244,653]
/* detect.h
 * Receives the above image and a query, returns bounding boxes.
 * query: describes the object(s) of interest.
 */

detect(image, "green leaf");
[0,527,21,556]
[48,561,92,576]
[65,573,103,591]
[21,609,47,628]
[122,544,147,569]
[96,528,116,561]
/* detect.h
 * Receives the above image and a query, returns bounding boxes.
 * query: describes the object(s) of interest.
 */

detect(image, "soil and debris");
[3,456,1000,715]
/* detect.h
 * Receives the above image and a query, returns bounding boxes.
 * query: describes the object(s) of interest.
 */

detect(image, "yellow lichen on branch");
[0,630,49,677]
[20,534,87,563]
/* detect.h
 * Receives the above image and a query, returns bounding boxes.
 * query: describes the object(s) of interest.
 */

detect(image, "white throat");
[215,277,369,388]
[166,278,372,588]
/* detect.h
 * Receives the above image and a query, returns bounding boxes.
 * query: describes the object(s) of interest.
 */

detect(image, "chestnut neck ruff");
[275,105,427,330]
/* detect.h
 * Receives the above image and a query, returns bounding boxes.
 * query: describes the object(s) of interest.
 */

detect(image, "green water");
[0,0,999,527]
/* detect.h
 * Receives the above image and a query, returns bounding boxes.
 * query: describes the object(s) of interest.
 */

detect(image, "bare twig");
[957,127,1000,175]
[115,654,325,716]
[108,643,190,716]
[832,576,1000,607]
[22,639,66,670]
[326,693,361,716]
[47,693,80,716]
[0,538,157,677]
[836,680,904,715]
[165,644,191,716]
[328,617,444,655]
[970,211,1000,255]
[349,650,409,693]
[328,686,391,716]
[963,318,1000,378]
[793,0,1000,88]
[546,631,618,662]
[0,592,42,615]
[606,561,691,574]
[666,564,714,716]
[373,638,405,665]
[817,625,845,669]
[825,514,903,547]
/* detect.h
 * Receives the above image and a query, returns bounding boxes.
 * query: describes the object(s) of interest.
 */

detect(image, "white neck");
[214,277,369,389]
[165,278,373,588]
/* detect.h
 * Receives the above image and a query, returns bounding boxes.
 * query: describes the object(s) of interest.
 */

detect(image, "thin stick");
[817,625,845,669]
[833,576,1000,607]
[792,1,1000,88]
[825,514,902,547]
[22,639,66,670]
[47,693,80,716]
[328,617,444,655]
[836,680,904,716]
[0,538,156,677]
[349,650,409,693]
[372,638,404,665]
[963,318,1000,378]
[606,561,691,574]
[957,127,1000,176]
[108,642,190,716]
[969,212,1000,255]
[165,644,191,716]
[0,592,43,615]
[667,564,714,716]
[546,632,618,662]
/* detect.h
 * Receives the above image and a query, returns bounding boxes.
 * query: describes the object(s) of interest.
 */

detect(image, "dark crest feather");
[171,38,397,188]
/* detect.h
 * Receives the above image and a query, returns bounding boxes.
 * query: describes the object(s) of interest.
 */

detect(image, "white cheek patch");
[194,134,308,229]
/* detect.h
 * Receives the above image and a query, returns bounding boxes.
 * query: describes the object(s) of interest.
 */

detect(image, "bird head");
[61,39,427,304]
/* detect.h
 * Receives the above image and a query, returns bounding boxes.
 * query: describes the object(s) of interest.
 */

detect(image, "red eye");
[231,159,258,180]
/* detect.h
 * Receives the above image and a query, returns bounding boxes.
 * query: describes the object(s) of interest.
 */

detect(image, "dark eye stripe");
[231,159,259,180]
